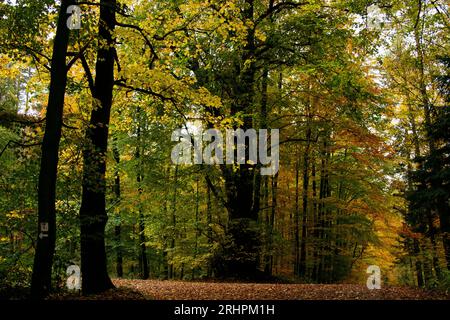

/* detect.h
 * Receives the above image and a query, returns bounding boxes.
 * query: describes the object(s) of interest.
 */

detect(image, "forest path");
[112,279,450,300]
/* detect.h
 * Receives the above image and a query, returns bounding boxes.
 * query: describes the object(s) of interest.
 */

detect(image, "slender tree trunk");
[413,238,425,287]
[294,155,300,276]
[135,111,149,280]
[421,241,433,286]
[299,115,311,277]
[193,178,200,279]
[138,209,149,279]
[311,159,319,281]
[206,183,213,278]
[324,151,333,283]
[161,167,170,279]
[112,137,123,278]
[79,0,116,294]
[437,200,450,269]
[31,0,73,298]
[263,176,273,275]
[317,138,330,282]
[270,172,278,273]
[169,165,178,279]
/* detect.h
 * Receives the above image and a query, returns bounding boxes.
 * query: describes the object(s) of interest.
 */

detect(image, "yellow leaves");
[6,210,25,220]
[0,54,21,78]
[193,87,222,108]
[122,153,133,162]
[255,29,267,42]
[243,58,255,70]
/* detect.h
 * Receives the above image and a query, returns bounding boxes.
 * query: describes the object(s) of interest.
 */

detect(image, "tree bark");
[135,110,149,279]
[220,0,260,278]
[294,155,300,276]
[413,238,425,287]
[168,165,178,279]
[206,183,213,278]
[112,137,123,278]
[79,0,116,294]
[299,109,312,277]
[31,0,73,298]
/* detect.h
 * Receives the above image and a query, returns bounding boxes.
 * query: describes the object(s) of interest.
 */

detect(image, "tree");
[408,57,450,269]
[31,0,75,298]
[79,0,116,294]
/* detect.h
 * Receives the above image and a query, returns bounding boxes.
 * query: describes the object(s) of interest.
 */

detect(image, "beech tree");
[31,0,75,298]
[78,0,116,294]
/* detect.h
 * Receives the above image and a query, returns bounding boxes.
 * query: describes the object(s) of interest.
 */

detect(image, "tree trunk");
[169,165,179,279]
[193,178,200,279]
[206,183,213,278]
[311,159,319,281]
[221,0,259,277]
[270,172,278,273]
[112,137,123,278]
[79,0,116,294]
[135,111,149,280]
[299,115,312,277]
[294,155,300,276]
[138,208,149,279]
[263,176,272,275]
[31,0,73,298]
[413,238,425,287]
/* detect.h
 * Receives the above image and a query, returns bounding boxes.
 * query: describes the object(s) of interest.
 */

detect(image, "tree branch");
[76,1,131,17]
[115,21,158,66]
[114,80,175,102]
[0,140,41,159]
[256,1,307,25]
[66,39,94,70]
[204,173,231,212]
[79,54,95,96]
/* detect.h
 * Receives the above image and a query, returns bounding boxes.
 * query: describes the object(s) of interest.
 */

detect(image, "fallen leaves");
[110,280,450,300]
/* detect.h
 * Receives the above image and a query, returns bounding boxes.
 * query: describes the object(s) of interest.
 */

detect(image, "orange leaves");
[108,279,450,300]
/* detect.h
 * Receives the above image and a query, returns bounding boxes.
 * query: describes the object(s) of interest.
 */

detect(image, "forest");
[0,0,449,301]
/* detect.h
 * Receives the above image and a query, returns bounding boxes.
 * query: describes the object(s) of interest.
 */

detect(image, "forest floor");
[68,279,449,300]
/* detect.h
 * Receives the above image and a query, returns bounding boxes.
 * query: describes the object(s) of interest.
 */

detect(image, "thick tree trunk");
[220,0,260,278]
[79,0,116,294]
[31,0,73,298]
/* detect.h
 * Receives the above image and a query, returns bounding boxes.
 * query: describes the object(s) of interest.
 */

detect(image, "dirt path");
[112,279,450,300]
